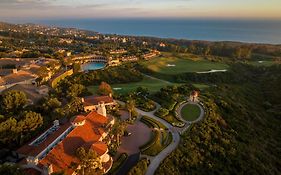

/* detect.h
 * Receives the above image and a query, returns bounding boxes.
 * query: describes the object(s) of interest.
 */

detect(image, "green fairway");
[248,61,278,67]
[142,56,228,75]
[181,104,201,121]
[192,83,210,89]
[88,76,176,95]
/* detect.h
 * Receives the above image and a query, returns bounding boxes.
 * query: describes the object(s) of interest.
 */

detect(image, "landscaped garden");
[108,153,128,175]
[181,104,201,121]
[139,116,172,156]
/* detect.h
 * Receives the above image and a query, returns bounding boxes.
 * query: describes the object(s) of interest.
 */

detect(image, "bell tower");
[97,101,107,117]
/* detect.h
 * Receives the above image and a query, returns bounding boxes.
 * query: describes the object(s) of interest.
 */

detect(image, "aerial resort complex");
[0,0,281,174]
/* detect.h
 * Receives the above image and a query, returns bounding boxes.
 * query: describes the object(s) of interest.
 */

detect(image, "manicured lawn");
[181,104,201,121]
[141,56,228,75]
[88,76,177,95]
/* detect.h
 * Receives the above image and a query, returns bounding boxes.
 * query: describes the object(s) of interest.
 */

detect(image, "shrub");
[155,108,169,118]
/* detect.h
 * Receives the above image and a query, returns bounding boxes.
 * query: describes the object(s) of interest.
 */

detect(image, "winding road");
[117,100,205,175]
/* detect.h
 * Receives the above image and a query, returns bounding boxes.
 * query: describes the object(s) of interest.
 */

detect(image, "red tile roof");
[17,123,72,157]
[83,95,114,106]
[35,111,108,174]
[73,115,86,123]
[91,142,108,156]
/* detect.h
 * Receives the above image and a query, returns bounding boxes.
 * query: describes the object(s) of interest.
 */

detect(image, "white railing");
[37,125,75,160]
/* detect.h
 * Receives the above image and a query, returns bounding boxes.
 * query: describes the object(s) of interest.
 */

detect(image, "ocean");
[32,18,281,44]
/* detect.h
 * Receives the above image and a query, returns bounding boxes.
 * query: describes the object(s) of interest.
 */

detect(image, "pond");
[81,62,106,71]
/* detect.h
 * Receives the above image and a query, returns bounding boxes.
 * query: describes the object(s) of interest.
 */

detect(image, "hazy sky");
[0,0,281,20]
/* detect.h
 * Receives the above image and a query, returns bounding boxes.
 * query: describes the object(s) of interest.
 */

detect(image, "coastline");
[28,18,281,45]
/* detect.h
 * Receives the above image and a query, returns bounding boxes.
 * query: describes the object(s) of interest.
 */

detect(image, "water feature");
[81,62,106,71]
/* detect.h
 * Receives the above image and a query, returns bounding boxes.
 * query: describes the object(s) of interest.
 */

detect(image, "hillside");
[156,65,281,174]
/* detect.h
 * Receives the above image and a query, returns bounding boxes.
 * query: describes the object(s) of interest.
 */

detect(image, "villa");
[110,49,127,55]
[0,69,37,93]
[143,50,160,60]
[1,84,49,105]
[17,104,114,175]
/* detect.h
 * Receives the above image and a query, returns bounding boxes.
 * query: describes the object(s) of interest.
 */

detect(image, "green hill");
[156,65,281,175]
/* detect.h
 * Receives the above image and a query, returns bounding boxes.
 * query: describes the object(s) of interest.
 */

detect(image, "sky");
[0,0,281,21]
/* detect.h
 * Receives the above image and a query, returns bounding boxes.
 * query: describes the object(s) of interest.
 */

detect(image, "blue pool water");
[81,62,106,71]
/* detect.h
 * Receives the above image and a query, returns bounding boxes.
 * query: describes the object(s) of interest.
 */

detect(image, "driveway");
[117,121,152,155]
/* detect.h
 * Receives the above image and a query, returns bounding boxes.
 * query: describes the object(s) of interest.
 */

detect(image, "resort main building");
[17,96,115,175]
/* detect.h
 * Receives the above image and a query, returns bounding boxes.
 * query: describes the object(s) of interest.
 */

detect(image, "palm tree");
[125,99,135,119]
[110,120,127,146]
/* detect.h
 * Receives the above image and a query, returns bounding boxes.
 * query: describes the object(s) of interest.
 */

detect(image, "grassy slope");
[156,83,281,175]
[180,104,201,121]
[141,56,229,75]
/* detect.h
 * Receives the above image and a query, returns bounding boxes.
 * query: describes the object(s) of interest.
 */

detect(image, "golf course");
[88,76,176,95]
[141,54,229,75]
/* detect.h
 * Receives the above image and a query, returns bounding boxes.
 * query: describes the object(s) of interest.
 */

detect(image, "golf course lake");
[81,62,106,71]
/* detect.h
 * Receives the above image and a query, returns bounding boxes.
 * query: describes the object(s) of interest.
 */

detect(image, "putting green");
[142,56,228,75]
[181,104,201,121]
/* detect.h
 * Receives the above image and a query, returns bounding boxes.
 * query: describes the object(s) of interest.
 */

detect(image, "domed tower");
[190,90,199,102]
[97,101,107,117]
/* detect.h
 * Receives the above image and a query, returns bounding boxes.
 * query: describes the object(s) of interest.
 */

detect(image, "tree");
[75,147,103,175]
[73,63,81,73]
[42,97,62,114]
[16,111,43,144]
[0,118,19,144]
[96,82,113,96]
[0,90,27,115]
[136,87,149,97]
[18,111,43,132]
[109,120,127,148]
[0,163,24,175]
[125,99,135,119]
[67,84,85,98]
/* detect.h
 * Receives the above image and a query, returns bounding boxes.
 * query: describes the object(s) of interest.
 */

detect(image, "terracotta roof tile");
[35,111,108,174]
[83,95,114,106]
[91,142,108,156]
[73,115,86,123]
